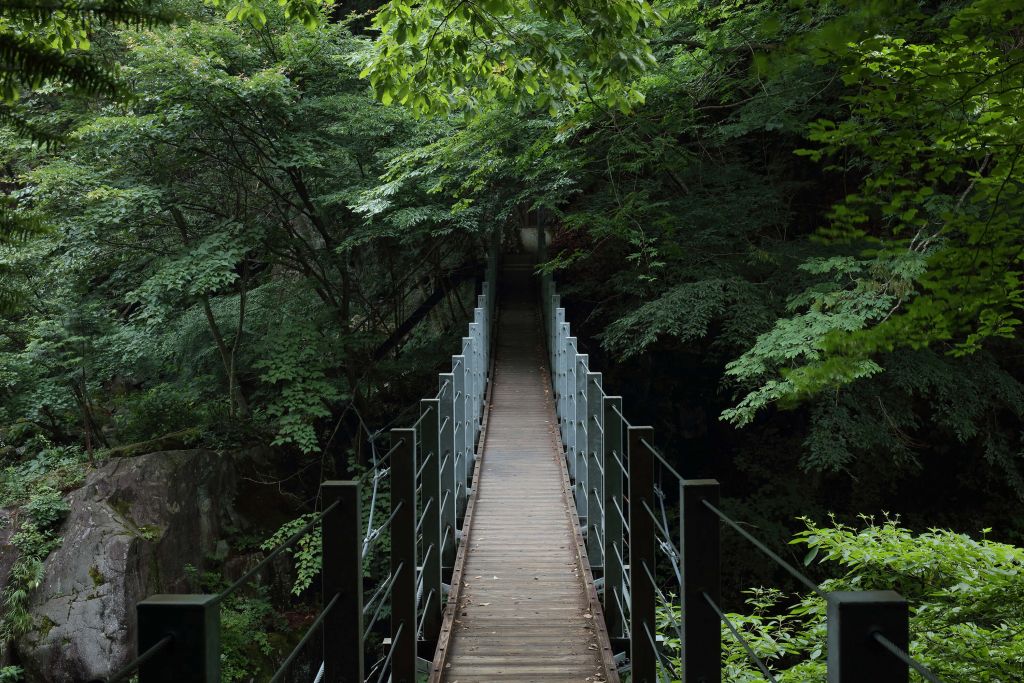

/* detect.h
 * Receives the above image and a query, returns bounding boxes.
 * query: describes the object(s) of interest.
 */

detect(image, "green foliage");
[0,484,70,639]
[361,0,660,116]
[260,513,322,595]
[657,517,1024,681]
[0,666,23,683]
[220,590,285,682]
[113,384,205,445]
[729,0,1024,412]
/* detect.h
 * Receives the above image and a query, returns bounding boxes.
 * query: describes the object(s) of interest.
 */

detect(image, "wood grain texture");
[438,259,614,683]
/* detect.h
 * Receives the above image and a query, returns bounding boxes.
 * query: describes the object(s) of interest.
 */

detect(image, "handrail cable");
[701,499,824,597]
[610,450,630,480]
[612,544,632,589]
[417,588,437,637]
[217,498,341,604]
[365,563,403,636]
[410,405,435,429]
[416,451,435,480]
[269,593,341,683]
[642,621,680,683]
[610,404,633,429]
[436,378,450,399]
[640,438,684,482]
[640,499,675,548]
[612,586,631,639]
[104,635,173,683]
[415,498,435,535]
[873,632,946,683]
[362,501,406,561]
[611,497,630,530]
[363,570,395,616]
[703,591,778,682]
[590,488,605,518]
[373,622,404,683]
[358,438,406,481]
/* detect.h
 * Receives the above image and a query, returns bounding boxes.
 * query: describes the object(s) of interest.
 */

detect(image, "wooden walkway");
[432,259,617,683]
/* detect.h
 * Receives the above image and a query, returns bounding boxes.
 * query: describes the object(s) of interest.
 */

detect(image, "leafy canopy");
[360,0,661,116]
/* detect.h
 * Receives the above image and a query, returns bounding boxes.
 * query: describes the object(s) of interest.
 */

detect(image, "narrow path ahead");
[440,258,609,682]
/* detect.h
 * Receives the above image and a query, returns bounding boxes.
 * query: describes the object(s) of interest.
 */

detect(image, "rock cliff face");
[4,450,236,682]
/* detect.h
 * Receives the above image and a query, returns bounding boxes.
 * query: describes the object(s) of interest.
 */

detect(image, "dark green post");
[628,425,656,683]
[586,372,603,569]
[390,428,417,683]
[828,591,909,683]
[680,479,720,683]
[322,480,364,683]
[419,399,443,642]
[602,396,624,639]
[438,373,456,573]
[137,595,219,682]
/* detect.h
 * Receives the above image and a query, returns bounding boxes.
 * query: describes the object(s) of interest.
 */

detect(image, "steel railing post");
[586,372,603,569]
[461,337,473,488]
[322,480,364,683]
[451,354,466,521]
[558,319,568,433]
[628,425,656,683]
[419,400,442,643]
[552,300,563,396]
[602,396,624,639]
[565,336,578,476]
[680,479,721,683]
[827,591,909,683]
[468,321,482,441]
[438,374,456,572]
[574,353,588,520]
[137,595,219,682]
[390,428,417,683]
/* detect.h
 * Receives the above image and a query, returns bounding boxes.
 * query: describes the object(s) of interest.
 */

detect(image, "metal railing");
[105,248,498,683]
[539,259,944,683]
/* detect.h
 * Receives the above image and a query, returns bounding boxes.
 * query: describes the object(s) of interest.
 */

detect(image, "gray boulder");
[8,449,236,682]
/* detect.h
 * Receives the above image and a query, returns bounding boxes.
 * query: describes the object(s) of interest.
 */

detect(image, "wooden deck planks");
[439,269,611,683]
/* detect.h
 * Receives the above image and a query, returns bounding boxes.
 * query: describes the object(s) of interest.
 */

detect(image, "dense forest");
[0,0,1022,681]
